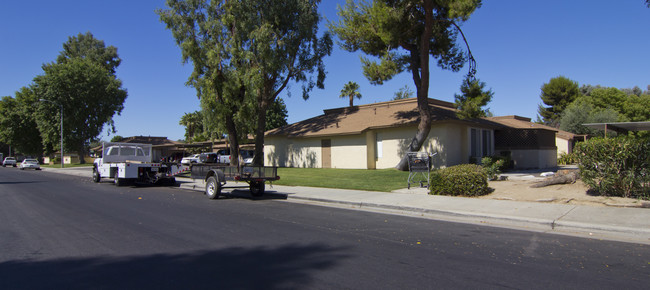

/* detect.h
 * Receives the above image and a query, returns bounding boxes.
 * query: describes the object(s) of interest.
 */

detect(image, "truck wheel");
[250,181,265,197]
[114,177,124,186]
[93,167,101,183]
[205,176,221,199]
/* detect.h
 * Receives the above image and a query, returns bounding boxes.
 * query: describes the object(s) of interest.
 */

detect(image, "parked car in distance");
[19,159,41,170]
[216,149,231,164]
[241,149,255,165]
[181,154,201,165]
[199,152,218,163]
[3,157,17,167]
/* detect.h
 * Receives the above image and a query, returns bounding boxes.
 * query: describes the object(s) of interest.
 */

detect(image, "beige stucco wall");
[264,137,322,168]
[370,123,471,169]
[556,137,570,157]
[330,135,368,169]
[373,126,416,169]
[504,149,557,169]
[266,123,485,169]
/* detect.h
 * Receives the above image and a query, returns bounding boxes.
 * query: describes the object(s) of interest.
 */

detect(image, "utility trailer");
[93,142,183,186]
[190,164,280,199]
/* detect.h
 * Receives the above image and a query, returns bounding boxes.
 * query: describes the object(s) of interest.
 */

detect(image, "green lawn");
[273,168,413,192]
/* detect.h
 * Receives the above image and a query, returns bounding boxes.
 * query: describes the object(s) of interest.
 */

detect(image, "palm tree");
[339,81,362,107]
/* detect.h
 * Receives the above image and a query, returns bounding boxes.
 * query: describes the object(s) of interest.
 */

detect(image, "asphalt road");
[1,168,648,289]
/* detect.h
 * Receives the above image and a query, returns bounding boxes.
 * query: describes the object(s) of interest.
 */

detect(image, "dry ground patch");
[484,178,650,208]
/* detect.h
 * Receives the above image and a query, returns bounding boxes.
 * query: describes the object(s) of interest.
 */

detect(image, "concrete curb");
[178,182,650,243]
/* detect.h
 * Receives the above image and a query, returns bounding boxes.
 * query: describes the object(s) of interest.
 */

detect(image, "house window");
[470,128,493,160]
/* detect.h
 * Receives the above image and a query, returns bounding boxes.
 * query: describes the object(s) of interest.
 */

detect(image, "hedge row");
[575,136,650,199]
[429,164,489,197]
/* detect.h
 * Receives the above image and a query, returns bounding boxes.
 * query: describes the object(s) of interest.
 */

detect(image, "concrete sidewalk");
[44,166,650,244]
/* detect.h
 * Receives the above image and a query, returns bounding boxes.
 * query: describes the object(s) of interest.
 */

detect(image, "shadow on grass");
[0,243,350,289]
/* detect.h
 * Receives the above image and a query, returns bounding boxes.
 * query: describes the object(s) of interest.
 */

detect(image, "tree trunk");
[225,115,239,167]
[253,99,268,166]
[395,1,434,171]
[77,144,86,164]
[530,172,579,188]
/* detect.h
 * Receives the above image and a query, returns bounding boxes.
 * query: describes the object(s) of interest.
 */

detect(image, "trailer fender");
[205,169,226,184]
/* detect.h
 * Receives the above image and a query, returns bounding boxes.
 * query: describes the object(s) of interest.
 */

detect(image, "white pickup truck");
[93,142,181,186]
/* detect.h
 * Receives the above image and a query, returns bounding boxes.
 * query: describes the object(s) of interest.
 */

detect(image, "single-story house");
[264,98,508,169]
[265,98,564,170]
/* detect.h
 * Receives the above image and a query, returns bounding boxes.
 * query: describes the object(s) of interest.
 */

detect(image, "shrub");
[429,164,489,197]
[481,156,504,181]
[557,152,578,165]
[575,136,650,199]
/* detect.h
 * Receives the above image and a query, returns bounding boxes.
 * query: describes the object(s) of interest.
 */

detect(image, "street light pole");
[39,99,64,168]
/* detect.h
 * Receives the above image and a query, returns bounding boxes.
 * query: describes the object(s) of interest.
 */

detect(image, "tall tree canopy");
[340,81,362,107]
[227,0,332,165]
[179,111,207,143]
[0,87,43,155]
[159,0,332,166]
[454,75,493,119]
[35,33,127,163]
[265,98,289,131]
[330,0,482,170]
[537,76,580,127]
[158,0,248,164]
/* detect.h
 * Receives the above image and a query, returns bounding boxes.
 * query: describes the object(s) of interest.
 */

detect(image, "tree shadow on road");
[0,243,350,289]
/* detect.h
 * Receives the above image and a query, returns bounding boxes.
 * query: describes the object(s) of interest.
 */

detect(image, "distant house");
[264,98,502,169]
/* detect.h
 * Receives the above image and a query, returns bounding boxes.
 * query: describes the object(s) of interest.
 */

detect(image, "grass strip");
[273,168,413,192]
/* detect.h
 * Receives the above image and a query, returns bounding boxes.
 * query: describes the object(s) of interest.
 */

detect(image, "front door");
[321,139,331,168]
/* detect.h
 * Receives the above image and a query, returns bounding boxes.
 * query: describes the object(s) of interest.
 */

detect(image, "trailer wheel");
[205,176,221,199]
[93,167,101,183]
[249,181,265,197]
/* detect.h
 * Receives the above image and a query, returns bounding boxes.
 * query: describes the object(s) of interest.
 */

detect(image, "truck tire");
[205,176,221,199]
[93,167,101,183]
[249,181,265,197]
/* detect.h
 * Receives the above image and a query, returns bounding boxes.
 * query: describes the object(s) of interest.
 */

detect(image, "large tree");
[454,75,493,119]
[559,99,619,136]
[158,0,248,165]
[330,0,482,170]
[265,98,289,131]
[227,0,332,166]
[339,81,362,107]
[179,111,207,143]
[159,0,332,166]
[34,32,127,163]
[537,76,580,127]
[0,87,43,156]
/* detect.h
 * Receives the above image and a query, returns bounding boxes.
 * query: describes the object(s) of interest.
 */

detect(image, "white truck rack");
[92,142,183,186]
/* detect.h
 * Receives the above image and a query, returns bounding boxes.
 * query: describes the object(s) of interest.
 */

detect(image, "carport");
[583,121,650,137]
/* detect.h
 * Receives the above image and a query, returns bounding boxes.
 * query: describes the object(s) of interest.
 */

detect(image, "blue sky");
[1,1,649,141]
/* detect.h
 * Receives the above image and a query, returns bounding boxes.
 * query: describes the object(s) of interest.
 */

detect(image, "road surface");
[0,169,648,289]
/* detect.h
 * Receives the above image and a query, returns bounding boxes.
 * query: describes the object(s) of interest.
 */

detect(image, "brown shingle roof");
[487,116,580,140]
[266,98,501,138]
